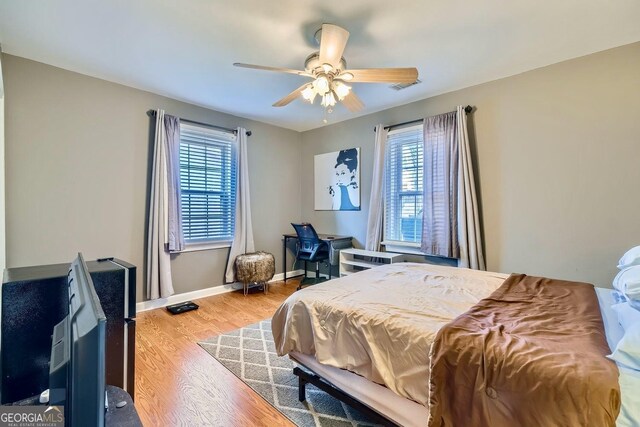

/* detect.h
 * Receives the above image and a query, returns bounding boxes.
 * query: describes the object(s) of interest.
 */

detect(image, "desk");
[282,233,353,282]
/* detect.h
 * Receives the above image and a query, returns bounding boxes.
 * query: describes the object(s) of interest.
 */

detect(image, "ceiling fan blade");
[272,83,310,107]
[341,91,364,112]
[318,24,350,69]
[341,68,418,83]
[233,63,312,77]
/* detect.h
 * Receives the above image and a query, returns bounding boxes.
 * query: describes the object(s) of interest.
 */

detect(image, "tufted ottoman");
[235,251,275,296]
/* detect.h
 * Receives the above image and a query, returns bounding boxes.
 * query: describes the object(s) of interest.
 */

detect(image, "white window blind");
[384,125,424,244]
[179,123,237,244]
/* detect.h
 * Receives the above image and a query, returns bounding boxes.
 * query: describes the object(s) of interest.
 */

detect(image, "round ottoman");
[235,251,275,295]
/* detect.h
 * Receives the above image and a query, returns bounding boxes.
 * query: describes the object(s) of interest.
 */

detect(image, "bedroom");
[0,0,639,426]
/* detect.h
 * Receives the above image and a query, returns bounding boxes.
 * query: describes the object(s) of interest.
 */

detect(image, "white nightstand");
[339,248,404,277]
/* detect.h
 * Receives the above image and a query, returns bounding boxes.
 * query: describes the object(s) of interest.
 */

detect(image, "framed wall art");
[314,147,360,211]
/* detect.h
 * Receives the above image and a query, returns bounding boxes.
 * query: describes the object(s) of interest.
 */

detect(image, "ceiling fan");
[233,24,419,113]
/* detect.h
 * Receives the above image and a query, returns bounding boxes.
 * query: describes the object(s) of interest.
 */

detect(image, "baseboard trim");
[136,269,306,313]
[272,269,305,282]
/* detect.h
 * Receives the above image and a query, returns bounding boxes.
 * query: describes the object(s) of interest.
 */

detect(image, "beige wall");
[3,41,639,299]
[2,54,302,301]
[300,42,640,286]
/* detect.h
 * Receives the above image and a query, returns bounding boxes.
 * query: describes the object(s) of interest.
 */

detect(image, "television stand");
[105,385,142,426]
[6,385,141,426]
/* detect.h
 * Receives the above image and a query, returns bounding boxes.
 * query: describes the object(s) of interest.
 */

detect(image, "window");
[179,123,237,245]
[384,125,424,245]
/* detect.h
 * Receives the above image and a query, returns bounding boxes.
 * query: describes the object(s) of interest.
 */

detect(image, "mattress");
[272,262,509,405]
[595,287,640,427]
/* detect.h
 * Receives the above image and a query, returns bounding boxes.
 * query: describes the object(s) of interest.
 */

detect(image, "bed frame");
[293,366,399,427]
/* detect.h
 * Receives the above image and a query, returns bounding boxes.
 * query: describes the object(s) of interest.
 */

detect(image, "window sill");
[381,241,459,263]
[381,241,425,255]
[177,241,232,253]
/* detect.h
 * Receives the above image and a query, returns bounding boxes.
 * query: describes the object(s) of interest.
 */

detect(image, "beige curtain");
[365,125,388,251]
[146,109,179,299]
[225,128,255,283]
[421,106,485,270]
[456,106,484,270]
[164,115,185,253]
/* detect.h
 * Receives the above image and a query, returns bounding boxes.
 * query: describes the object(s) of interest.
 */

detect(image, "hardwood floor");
[134,280,300,427]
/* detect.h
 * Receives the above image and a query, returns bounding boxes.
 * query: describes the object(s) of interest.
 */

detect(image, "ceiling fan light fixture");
[334,81,351,100]
[313,75,330,95]
[338,72,354,81]
[301,85,317,103]
[321,91,337,108]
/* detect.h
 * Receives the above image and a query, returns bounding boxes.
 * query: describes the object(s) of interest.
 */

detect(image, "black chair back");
[291,223,328,262]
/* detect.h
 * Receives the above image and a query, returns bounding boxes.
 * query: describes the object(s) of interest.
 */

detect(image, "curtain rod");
[375,105,473,132]
[146,110,252,136]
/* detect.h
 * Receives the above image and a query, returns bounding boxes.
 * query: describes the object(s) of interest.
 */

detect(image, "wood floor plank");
[134,280,299,426]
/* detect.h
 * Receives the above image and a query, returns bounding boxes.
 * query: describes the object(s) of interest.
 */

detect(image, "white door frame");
[0,47,6,271]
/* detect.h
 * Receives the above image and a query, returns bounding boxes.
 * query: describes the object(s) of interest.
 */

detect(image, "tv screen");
[49,253,107,427]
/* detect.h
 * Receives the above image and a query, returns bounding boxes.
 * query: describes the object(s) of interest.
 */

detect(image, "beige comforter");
[271,263,508,406]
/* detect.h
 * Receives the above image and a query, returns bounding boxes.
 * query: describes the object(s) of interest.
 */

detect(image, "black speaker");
[1,258,136,404]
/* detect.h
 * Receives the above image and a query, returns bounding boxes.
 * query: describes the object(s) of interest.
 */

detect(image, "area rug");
[198,319,382,427]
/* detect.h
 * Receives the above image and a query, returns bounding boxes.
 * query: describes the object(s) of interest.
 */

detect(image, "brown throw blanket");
[428,274,620,427]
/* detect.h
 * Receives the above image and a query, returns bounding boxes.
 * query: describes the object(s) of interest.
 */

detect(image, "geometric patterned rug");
[198,320,382,427]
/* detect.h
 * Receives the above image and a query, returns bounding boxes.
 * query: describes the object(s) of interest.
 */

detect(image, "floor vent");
[389,79,422,91]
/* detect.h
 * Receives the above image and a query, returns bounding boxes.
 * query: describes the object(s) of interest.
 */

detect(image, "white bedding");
[272,262,509,406]
[595,287,640,427]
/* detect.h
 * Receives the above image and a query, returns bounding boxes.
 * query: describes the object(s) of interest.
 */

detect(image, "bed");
[271,262,640,426]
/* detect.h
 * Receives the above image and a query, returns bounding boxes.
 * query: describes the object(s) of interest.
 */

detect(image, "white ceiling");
[1,0,639,132]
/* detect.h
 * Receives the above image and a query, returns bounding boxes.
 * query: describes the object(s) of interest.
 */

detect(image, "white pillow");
[618,246,640,269]
[612,266,640,303]
[629,290,640,312]
[612,302,640,330]
[609,322,640,371]
[613,269,627,293]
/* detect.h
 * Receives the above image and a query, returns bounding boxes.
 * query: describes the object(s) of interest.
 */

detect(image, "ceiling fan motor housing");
[304,53,347,76]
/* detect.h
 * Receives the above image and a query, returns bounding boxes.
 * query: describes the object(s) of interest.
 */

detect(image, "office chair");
[291,223,331,290]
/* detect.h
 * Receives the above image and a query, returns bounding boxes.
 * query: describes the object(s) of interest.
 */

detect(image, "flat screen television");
[49,253,107,427]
